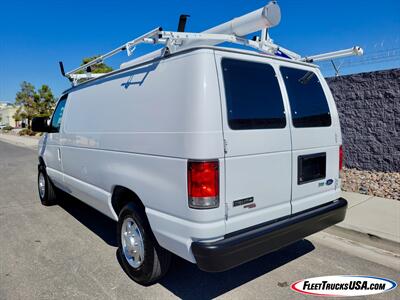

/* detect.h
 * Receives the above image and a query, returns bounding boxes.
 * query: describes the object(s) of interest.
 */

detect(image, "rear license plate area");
[298,153,326,185]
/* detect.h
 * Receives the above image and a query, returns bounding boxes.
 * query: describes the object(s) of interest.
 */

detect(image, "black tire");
[38,165,57,206]
[117,202,171,285]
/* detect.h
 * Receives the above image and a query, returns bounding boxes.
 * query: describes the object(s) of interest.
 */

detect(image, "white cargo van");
[32,2,360,285]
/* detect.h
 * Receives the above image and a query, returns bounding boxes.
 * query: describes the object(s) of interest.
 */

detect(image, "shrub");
[18,128,37,136]
[1,125,13,132]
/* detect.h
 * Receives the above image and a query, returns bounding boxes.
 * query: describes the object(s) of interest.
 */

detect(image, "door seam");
[274,66,294,215]
[212,51,229,222]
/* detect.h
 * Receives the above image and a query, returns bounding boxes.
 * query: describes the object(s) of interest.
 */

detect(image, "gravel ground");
[341,168,400,200]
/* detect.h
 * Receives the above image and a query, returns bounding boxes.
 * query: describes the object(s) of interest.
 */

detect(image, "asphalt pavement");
[0,140,399,300]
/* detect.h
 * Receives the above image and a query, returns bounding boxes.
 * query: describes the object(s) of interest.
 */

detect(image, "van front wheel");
[117,203,171,285]
[38,166,57,206]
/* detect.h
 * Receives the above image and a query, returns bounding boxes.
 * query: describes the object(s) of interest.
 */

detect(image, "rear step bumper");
[192,198,347,272]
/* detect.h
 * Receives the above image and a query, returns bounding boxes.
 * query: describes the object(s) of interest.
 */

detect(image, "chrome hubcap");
[121,217,144,268]
[38,173,46,199]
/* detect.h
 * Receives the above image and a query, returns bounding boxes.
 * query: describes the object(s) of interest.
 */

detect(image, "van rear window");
[280,67,331,128]
[221,58,286,130]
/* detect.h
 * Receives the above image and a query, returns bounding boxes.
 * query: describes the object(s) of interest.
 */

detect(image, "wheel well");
[111,186,145,217]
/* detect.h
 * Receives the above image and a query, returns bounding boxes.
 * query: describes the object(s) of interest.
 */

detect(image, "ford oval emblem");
[326,179,333,186]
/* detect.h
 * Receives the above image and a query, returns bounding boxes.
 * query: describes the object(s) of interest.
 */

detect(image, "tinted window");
[281,67,331,127]
[222,58,286,130]
[50,97,67,132]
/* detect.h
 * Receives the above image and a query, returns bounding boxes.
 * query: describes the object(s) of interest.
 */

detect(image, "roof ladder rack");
[62,1,363,86]
[65,27,163,79]
[302,46,364,63]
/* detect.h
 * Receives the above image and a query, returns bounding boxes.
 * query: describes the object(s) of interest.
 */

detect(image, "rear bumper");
[192,198,347,272]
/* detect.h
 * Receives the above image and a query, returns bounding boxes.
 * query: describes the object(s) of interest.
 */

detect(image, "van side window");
[221,58,286,130]
[50,97,67,133]
[280,67,331,128]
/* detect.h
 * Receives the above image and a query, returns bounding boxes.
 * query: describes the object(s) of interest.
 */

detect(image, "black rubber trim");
[192,198,347,272]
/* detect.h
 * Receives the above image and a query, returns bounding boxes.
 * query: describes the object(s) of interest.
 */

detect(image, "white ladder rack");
[65,27,163,78]
[62,2,363,86]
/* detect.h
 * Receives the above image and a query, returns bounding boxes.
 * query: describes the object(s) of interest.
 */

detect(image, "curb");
[328,226,400,255]
[0,134,38,150]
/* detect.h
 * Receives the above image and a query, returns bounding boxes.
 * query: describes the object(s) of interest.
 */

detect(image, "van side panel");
[60,50,225,262]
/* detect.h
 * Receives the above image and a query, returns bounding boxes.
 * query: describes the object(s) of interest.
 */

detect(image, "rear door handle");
[57,148,61,161]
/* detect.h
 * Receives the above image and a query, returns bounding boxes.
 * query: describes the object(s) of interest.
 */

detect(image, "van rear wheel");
[38,166,57,206]
[117,203,171,285]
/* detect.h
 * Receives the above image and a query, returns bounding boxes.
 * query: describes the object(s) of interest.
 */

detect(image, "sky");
[0,0,399,102]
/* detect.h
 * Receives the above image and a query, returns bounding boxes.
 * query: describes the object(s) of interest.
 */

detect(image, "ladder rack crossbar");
[65,27,162,76]
[68,73,106,85]
[302,46,364,63]
[161,31,274,54]
[160,31,302,60]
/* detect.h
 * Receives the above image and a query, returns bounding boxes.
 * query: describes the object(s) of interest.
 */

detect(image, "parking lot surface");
[0,140,399,299]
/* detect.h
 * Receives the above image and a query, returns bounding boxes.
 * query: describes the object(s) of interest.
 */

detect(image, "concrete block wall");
[326,68,399,172]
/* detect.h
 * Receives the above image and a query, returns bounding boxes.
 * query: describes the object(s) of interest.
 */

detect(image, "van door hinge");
[223,139,228,154]
[225,203,228,220]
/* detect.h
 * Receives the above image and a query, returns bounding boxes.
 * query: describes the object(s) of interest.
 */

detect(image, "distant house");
[0,102,19,127]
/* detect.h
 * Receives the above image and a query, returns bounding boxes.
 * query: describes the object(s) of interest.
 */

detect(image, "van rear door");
[280,66,341,213]
[215,53,292,234]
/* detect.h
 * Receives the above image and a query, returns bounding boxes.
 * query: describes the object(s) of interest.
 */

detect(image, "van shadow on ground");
[58,193,118,246]
[58,194,315,299]
[158,240,314,299]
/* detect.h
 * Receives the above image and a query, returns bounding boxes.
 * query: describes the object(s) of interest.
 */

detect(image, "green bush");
[18,128,36,136]
[1,125,13,132]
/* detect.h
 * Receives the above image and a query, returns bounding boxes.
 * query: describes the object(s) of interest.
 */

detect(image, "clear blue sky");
[1,0,399,102]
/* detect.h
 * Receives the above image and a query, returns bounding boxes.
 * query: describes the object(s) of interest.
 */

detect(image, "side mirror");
[32,117,50,132]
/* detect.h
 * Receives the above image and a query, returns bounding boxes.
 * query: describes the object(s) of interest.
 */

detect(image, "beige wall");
[0,106,18,127]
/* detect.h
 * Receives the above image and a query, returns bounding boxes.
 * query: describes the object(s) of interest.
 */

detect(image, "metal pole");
[303,46,363,63]
[65,27,162,76]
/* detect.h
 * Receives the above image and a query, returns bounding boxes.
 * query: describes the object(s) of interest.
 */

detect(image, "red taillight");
[188,160,219,209]
[339,145,344,171]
